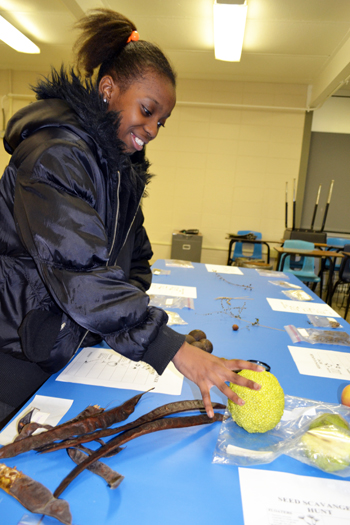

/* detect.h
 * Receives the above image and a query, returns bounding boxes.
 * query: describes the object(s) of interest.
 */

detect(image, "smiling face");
[99,71,176,154]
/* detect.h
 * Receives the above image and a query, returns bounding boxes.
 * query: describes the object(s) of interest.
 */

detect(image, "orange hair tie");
[127,31,139,43]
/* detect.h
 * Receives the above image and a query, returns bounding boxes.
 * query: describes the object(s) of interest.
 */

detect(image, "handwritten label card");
[56,347,183,395]
[147,283,197,298]
[267,298,340,317]
[0,395,73,445]
[239,468,350,525]
[288,345,350,380]
[205,264,243,275]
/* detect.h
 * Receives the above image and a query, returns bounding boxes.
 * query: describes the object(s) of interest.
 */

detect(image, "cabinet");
[170,231,202,262]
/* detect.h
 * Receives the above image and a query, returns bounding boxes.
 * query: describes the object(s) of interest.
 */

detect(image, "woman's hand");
[172,341,264,418]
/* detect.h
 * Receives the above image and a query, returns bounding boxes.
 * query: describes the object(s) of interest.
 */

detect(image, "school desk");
[274,246,344,303]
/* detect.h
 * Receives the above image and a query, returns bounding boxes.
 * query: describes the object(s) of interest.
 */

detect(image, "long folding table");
[1,260,350,525]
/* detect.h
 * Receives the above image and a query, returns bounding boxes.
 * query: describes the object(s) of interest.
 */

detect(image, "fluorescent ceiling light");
[213,1,247,62]
[0,15,40,53]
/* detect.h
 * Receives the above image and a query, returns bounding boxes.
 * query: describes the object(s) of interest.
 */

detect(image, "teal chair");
[280,240,320,286]
[325,237,349,272]
[231,230,262,262]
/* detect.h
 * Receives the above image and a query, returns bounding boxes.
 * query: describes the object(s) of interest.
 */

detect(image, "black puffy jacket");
[0,70,185,374]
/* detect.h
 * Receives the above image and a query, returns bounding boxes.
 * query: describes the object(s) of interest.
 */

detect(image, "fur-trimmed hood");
[4,68,152,188]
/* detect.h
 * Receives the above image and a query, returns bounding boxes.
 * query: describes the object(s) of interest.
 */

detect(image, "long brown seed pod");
[67,447,124,489]
[15,405,103,442]
[0,463,72,525]
[54,412,223,498]
[0,390,150,459]
[39,400,226,454]
[61,405,104,424]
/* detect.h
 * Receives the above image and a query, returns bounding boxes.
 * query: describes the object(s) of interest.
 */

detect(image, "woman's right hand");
[172,341,264,418]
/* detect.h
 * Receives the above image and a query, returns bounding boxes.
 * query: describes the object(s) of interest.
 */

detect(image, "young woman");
[0,9,262,426]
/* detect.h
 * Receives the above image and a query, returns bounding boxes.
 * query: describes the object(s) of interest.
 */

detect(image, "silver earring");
[103,98,107,103]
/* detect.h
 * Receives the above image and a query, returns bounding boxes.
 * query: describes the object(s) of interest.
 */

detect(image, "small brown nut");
[185,334,196,344]
[199,338,213,353]
[232,324,239,331]
[191,339,213,354]
[189,329,206,341]
[191,341,207,352]
[330,321,340,328]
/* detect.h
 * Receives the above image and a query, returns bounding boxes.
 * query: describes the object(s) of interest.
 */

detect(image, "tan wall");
[145,78,307,265]
[0,70,41,169]
[0,71,308,266]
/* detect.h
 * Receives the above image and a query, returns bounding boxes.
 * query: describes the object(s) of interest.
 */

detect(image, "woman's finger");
[223,359,265,372]
[199,388,214,418]
[216,380,246,406]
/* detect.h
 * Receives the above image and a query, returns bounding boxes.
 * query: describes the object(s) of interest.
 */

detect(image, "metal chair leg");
[345,290,350,320]
[329,280,340,307]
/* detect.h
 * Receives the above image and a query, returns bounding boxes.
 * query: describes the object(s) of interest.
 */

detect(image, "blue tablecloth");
[1,261,349,525]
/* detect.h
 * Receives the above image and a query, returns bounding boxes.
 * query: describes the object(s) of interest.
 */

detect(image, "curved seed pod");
[63,405,104,424]
[54,412,223,498]
[15,405,103,441]
[0,463,72,525]
[39,400,226,454]
[0,390,151,459]
[67,447,124,489]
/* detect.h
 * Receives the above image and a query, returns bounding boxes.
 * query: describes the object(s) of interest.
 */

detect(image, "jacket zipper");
[72,171,120,357]
[118,190,145,256]
[107,170,121,263]
[72,171,121,354]
[76,172,142,353]
[73,329,89,358]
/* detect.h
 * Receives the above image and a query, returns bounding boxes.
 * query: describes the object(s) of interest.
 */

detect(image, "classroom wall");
[0,70,308,265]
[0,70,39,169]
[312,95,350,134]
[300,95,350,237]
[145,78,307,264]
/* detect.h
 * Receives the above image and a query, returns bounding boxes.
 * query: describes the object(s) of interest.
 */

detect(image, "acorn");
[188,329,206,341]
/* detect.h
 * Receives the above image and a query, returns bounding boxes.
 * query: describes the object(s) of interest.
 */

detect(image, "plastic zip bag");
[307,314,341,328]
[288,414,350,475]
[212,395,350,477]
[269,280,301,289]
[148,295,194,309]
[164,259,194,268]
[256,270,289,278]
[282,289,313,301]
[165,310,188,326]
[285,325,350,346]
[152,268,171,276]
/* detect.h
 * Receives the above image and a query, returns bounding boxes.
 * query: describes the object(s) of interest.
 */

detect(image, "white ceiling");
[1,0,350,108]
